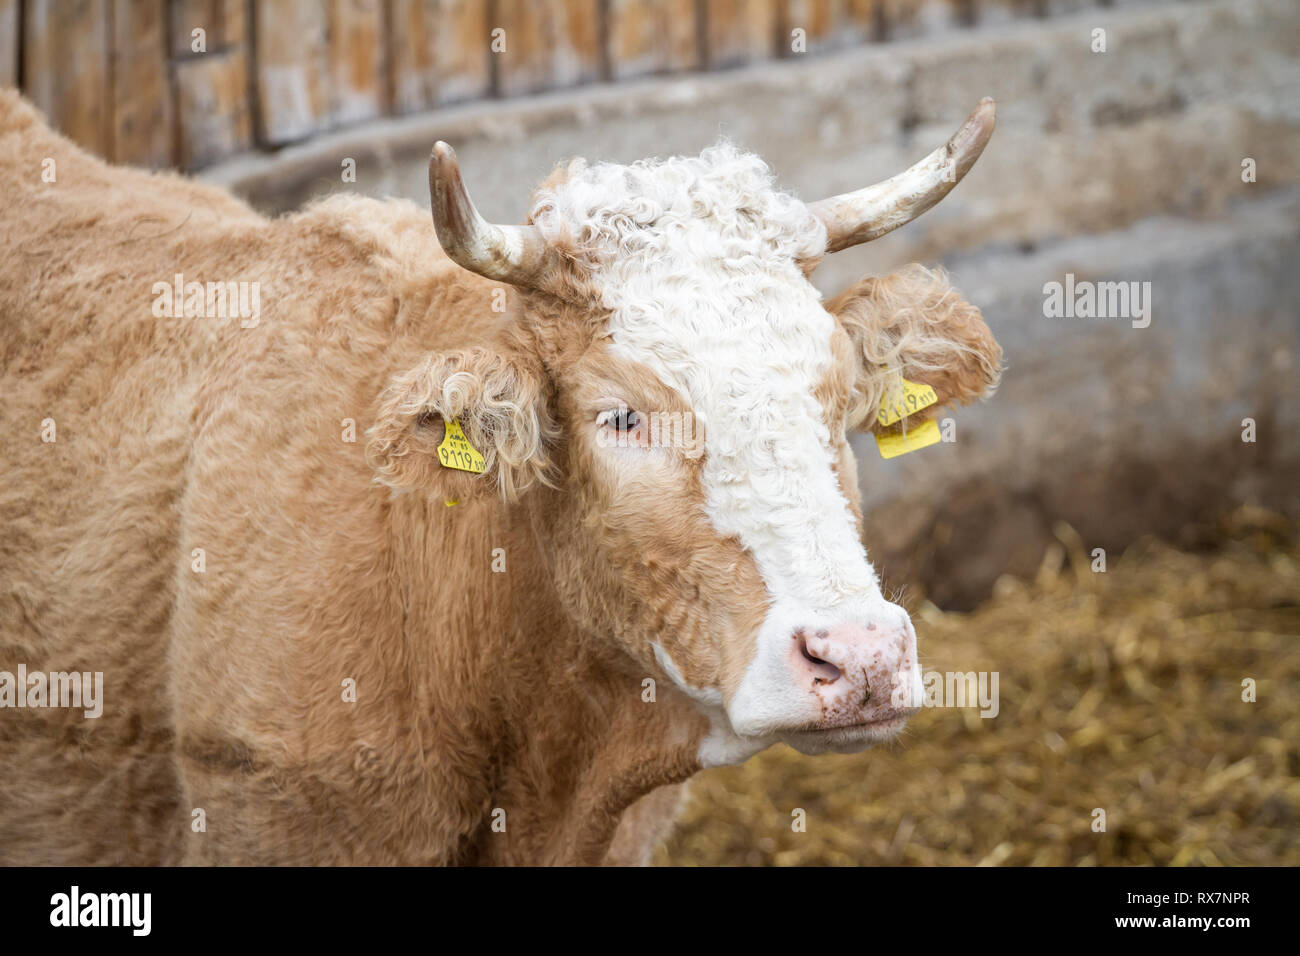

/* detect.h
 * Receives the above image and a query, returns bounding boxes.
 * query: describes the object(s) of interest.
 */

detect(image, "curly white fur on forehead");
[528,142,827,275]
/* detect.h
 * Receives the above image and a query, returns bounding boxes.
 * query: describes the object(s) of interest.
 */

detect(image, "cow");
[0,88,1001,865]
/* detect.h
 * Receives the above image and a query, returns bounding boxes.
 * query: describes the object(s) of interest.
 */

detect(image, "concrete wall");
[204,0,1300,607]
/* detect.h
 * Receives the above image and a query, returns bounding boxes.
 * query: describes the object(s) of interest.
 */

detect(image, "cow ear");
[366,347,555,501]
[828,264,1003,431]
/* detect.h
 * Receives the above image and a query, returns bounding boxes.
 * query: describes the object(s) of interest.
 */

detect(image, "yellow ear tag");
[876,418,942,459]
[877,377,939,428]
[437,419,486,474]
[444,498,459,507]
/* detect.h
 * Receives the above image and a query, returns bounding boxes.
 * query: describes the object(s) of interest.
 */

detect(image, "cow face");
[369,102,1001,761]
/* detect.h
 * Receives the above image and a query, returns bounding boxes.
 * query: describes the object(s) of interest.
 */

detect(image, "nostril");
[798,634,843,685]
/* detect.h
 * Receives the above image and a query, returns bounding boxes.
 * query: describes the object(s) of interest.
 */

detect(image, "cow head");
[369,100,1002,761]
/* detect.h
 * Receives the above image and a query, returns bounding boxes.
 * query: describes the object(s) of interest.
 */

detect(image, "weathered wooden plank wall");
[0,0,1012,171]
[778,0,875,56]
[112,0,171,167]
[493,0,603,96]
[607,0,699,79]
[389,0,492,112]
[22,0,110,156]
[0,1,18,86]
[171,0,252,169]
[329,0,385,124]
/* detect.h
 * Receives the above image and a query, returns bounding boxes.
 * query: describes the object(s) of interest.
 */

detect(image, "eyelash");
[596,409,641,432]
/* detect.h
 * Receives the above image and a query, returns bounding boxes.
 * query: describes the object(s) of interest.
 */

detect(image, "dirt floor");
[657,508,1299,866]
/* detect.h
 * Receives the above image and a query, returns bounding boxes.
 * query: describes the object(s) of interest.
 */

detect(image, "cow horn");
[429,141,554,286]
[810,98,996,253]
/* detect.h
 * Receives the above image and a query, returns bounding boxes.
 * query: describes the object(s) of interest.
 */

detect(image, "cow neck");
[391,485,707,863]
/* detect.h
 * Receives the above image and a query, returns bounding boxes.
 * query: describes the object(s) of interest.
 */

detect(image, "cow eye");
[597,408,641,432]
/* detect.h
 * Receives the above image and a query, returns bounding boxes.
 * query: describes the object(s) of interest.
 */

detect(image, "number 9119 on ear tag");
[437,419,486,474]
[877,377,938,428]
